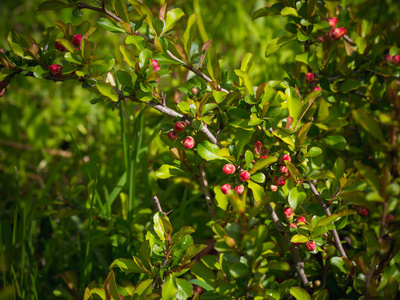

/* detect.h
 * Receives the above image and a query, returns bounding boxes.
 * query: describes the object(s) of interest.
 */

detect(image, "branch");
[197,164,216,217]
[265,202,309,287]
[308,181,348,258]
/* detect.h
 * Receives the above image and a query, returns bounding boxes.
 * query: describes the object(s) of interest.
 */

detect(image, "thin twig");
[265,202,309,287]
[152,196,164,213]
[308,181,348,258]
[197,164,215,217]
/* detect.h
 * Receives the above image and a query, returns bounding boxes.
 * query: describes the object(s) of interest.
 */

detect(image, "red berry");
[358,207,368,217]
[153,65,161,72]
[327,17,338,28]
[55,41,66,52]
[274,176,286,187]
[167,130,177,141]
[174,121,186,132]
[222,164,236,175]
[312,86,321,92]
[183,136,195,149]
[191,87,198,95]
[49,64,63,77]
[327,27,347,40]
[254,141,263,155]
[387,214,394,220]
[221,183,231,195]
[297,216,306,224]
[305,72,314,85]
[281,154,291,163]
[284,207,293,221]
[305,240,316,251]
[269,185,277,192]
[72,34,82,47]
[151,59,159,68]
[235,185,244,194]
[393,55,400,65]
[279,166,289,174]
[289,223,298,228]
[239,170,250,182]
[316,36,325,43]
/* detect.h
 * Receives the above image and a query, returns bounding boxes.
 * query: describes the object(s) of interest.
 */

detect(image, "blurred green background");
[0,0,293,298]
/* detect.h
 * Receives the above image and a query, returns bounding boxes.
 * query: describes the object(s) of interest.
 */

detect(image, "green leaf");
[189,279,214,292]
[322,135,346,150]
[352,110,385,142]
[234,128,254,159]
[201,103,218,116]
[317,98,329,122]
[265,36,297,57]
[104,270,120,300]
[377,264,400,292]
[317,214,338,226]
[304,147,322,158]
[35,1,70,11]
[113,0,130,23]
[212,90,227,103]
[197,141,228,161]
[81,38,92,63]
[290,235,309,243]
[97,18,126,33]
[250,172,266,184]
[234,69,253,95]
[110,257,149,273]
[290,287,311,300]
[240,52,254,73]
[250,156,278,174]
[306,170,335,180]
[133,279,153,297]
[125,35,145,51]
[64,52,82,64]
[298,122,312,146]
[119,45,137,67]
[162,274,178,300]
[96,82,118,102]
[230,263,250,278]
[311,225,328,238]
[139,48,152,68]
[354,162,380,192]
[272,129,295,148]
[191,261,216,288]
[55,38,75,52]
[183,14,197,56]
[295,52,319,69]
[286,87,302,128]
[330,257,349,274]
[176,278,193,300]
[339,79,361,93]
[181,244,207,263]
[155,164,184,179]
[252,4,284,20]
[281,7,298,17]
[207,46,220,83]
[214,186,228,211]
[153,212,173,242]
[163,8,185,34]
[116,70,136,89]
[288,186,306,210]
[7,32,28,59]
[248,181,265,201]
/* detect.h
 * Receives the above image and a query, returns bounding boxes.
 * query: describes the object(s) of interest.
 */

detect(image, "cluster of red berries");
[167,121,195,150]
[285,210,316,251]
[55,34,83,52]
[316,17,347,42]
[220,164,248,195]
[386,54,400,66]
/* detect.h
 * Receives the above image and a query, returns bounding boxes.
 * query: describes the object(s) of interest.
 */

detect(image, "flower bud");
[254,141,263,155]
[261,155,268,159]
[55,42,66,52]
[305,72,314,85]
[327,17,338,28]
[221,184,232,194]
[49,64,63,77]
[191,87,198,95]
[274,176,286,187]
[72,34,82,47]
[183,136,195,149]
[387,214,394,221]
[289,223,298,228]
[316,36,324,43]
[167,130,178,141]
[386,54,400,66]
[269,185,278,192]
[239,170,250,182]
[151,59,159,68]
[283,207,293,221]
[327,27,347,40]
[305,240,316,251]
[174,121,186,132]
[312,86,321,92]
[281,154,291,162]
[235,185,244,194]
[222,164,236,175]
[358,207,368,217]
[279,166,289,174]
[297,216,306,224]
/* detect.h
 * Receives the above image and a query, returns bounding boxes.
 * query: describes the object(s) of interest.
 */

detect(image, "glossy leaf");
[207,46,220,83]
[197,141,228,161]
[96,82,118,102]
[290,287,311,300]
[183,14,197,56]
[265,36,297,57]
[97,18,126,33]
[352,110,385,142]
[163,8,185,34]
[155,164,184,179]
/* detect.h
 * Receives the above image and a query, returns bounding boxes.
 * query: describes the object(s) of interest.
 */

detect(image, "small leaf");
[272,129,295,148]
[354,162,380,192]
[252,4,284,20]
[290,287,311,300]
[306,170,335,180]
[197,141,228,161]
[286,87,302,128]
[322,135,346,150]
[304,147,322,158]
[339,79,361,93]
[352,110,385,142]
[155,164,184,179]
[207,46,220,83]
[176,278,193,300]
[248,181,265,201]
[96,82,118,102]
[162,274,178,300]
[290,235,308,243]
[163,8,185,34]
[265,36,297,57]
[35,1,70,11]
[183,14,197,56]
[330,256,349,274]
[250,172,266,184]
[110,258,149,273]
[288,186,306,210]
[250,156,278,174]
[281,7,298,17]
[97,17,126,33]
[234,69,253,95]
[240,52,254,73]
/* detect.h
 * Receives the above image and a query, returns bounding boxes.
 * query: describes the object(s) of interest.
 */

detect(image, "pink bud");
[387,214,394,221]
[281,154,291,163]
[279,166,289,174]
[393,55,400,65]
[183,136,195,149]
[191,87,198,95]
[289,223,298,228]
[261,155,268,159]
[151,59,159,68]
[174,121,186,132]
[274,176,286,187]
[222,164,236,175]
[327,17,338,29]
[221,184,231,195]
[327,27,347,40]
[254,141,263,155]
[153,65,161,72]
[305,72,314,85]
[297,216,306,224]
[167,130,177,141]
[358,207,368,217]
[284,207,293,221]
[72,34,82,47]
[0,49,4,53]
[239,170,250,182]
[49,64,63,77]
[269,185,278,192]
[235,185,245,194]
[312,86,321,92]
[305,241,316,251]
[316,36,325,43]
